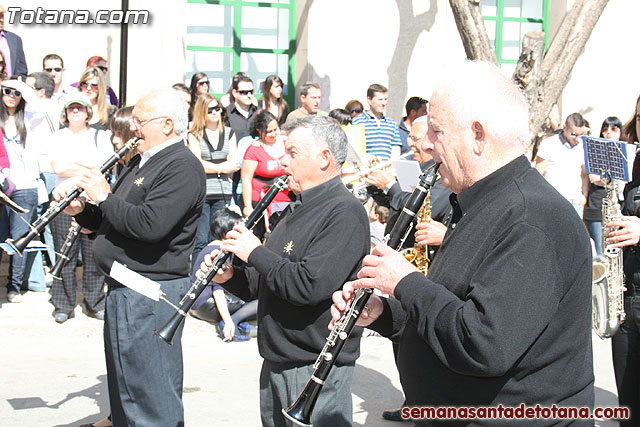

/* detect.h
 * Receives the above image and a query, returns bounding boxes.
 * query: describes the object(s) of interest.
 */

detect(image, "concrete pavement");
[0,275,621,426]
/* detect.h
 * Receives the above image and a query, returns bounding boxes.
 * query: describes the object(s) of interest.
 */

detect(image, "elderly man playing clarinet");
[56,88,205,427]
[205,115,370,427]
[331,61,594,426]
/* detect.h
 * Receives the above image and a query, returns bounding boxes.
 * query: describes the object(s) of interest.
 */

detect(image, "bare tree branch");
[448,0,498,65]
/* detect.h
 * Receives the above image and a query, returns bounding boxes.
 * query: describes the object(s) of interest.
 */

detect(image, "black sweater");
[371,156,594,426]
[75,142,206,281]
[224,176,370,365]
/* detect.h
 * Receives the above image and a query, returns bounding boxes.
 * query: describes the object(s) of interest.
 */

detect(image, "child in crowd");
[190,207,258,342]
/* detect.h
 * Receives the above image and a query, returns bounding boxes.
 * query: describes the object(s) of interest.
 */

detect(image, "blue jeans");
[2,188,38,294]
[586,220,603,256]
[191,198,227,268]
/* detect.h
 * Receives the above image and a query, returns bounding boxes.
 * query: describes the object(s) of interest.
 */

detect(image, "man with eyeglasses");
[56,88,205,426]
[398,96,428,161]
[0,4,27,79]
[535,112,591,218]
[42,53,71,105]
[227,74,258,141]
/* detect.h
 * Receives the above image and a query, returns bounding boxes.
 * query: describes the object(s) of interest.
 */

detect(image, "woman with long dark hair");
[188,93,239,264]
[260,74,289,125]
[0,80,40,303]
[188,72,209,119]
[241,109,289,239]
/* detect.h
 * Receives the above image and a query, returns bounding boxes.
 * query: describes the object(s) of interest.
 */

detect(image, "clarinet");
[154,175,289,345]
[5,137,140,256]
[49,223,81,280]
[283,164,440,427]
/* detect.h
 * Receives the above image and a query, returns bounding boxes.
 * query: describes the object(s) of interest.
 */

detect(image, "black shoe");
[382,408,409,422]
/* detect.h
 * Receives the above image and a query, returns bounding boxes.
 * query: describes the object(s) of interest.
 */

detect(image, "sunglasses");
[237,89,254,95]
[97,66,108,73]
[208,105,221,113]
[2,87,21,97]
[349,108,363,114]
[197,80,210,86]
[45,67,62,73]
[80,82,99,91]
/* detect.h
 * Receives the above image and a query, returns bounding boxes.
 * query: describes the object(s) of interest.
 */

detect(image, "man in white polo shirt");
[534,112,590,218]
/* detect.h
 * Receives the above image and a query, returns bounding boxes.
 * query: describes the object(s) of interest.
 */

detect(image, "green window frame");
[481,0,549,69]
[185,0,297,106]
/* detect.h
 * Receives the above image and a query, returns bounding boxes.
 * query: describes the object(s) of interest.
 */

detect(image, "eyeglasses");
[132,116,167,128]
[570,132,589,137]
[237,89,254,95]
[2,87,21,97]
[80,82,99,91]
[97,66,108,73]
[66,103,86,111]
[208,105,221,114]
[45,67,62,73]
[197,80,210,86]
[349,108,363,114]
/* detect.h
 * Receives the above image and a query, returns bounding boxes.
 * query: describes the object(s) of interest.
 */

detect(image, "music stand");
[583,136,634,182]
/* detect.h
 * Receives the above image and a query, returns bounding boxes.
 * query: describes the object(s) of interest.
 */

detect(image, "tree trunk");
[448,0,498,65]
[528,0,609,150]
[448,0,609,151]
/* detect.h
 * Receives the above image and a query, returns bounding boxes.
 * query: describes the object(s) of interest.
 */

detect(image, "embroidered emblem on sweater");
[134,177,145,186]
[283,241,294,254]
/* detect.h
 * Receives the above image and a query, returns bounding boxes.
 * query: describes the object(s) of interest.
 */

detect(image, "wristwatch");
[96,192,110,206]
[383,181,395,195]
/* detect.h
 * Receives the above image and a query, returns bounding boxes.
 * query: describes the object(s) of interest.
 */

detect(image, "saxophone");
[403,192,432,275]
[592,178,626,339]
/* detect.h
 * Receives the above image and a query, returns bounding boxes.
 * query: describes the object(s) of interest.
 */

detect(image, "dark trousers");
[612,294,640,426]
[260,360,354,427]
[50,211,105,313]
[104,277,190,427]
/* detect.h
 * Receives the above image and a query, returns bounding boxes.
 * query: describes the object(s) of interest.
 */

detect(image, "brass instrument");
[5,137,140,256]
[403,190,432,274]
[592,178,625,339]
[282,164,440,427]
[342,152,413,203]
[155,176,288,345]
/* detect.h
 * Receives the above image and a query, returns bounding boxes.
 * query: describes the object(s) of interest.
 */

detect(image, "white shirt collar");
[139,135,183,168]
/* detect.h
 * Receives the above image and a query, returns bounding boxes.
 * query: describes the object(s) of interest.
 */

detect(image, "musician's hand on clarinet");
[607,215,640,248]
[220,223,261,263]
[329,282,383,330]
[53,185,86,216]
[77,168,110,202]
[415,220,447,247]
[352,244,418,298]
[199,250,234,283]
